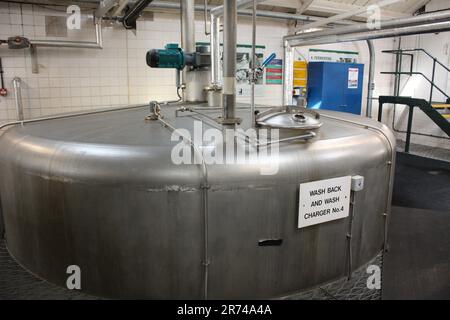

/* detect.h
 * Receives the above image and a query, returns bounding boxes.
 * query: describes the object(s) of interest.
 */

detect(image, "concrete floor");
[383,152,450,299]
[396,140,450,163]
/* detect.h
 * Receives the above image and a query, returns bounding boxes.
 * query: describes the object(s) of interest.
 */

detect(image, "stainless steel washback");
[0,101,395,299]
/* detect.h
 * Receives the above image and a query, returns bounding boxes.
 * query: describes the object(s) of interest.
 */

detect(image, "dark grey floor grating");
[0,240,99,300]
[0,239,381,300]
[283,254,382,300]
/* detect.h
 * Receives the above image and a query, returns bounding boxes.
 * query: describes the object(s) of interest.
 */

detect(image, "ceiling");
[3,0,433,22]
[256,0,431,19]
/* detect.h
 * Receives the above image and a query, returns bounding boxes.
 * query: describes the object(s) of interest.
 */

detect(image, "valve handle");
[261,53,276,69]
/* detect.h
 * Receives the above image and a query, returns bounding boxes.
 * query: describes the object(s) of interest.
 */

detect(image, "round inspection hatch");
[256,106,322,130]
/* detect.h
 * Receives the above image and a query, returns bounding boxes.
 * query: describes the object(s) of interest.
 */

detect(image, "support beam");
[210,0,265,17]
[146,1,357,25]
[298,0,314,15]
[300,0,407,19]
[295,0,405,33]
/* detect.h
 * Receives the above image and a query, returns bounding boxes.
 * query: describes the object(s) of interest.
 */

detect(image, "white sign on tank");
[298,176,351,228]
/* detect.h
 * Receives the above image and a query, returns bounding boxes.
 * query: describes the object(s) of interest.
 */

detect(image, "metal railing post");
[429,59,436,104]
[405,106,414,153]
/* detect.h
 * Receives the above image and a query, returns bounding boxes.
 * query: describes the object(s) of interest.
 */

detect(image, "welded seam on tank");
[319,113,395,252]
[156,115,210,300]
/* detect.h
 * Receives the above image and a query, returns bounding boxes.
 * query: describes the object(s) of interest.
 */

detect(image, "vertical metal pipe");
[203,0,210,35]
[283,41,294,105]
[366,40,375,118]
[222,0,237,120]
[210,14,220,85]
[181,0,195,53]
[13,77,24,121]
[181,0,195,101]
[250,0,256,126]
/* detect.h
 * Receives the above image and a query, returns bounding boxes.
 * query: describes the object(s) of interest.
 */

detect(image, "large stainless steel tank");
[0,104,395,299]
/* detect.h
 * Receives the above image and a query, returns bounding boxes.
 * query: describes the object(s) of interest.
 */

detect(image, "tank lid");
[256,106,322,130]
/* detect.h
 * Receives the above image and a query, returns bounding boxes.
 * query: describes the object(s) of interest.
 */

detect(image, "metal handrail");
[378,96,450,153]
[380,71,450,100]
[383,48,450,73]
[382,48,450,104]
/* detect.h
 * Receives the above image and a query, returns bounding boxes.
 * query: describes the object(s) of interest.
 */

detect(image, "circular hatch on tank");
[256,106,322,131]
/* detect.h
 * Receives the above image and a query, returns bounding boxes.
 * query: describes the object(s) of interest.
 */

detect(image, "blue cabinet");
[307,62,364,115]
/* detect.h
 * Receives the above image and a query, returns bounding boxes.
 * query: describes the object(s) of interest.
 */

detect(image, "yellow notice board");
[294,60,307,87]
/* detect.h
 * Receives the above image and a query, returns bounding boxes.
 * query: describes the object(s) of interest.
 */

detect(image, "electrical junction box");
[351,175,365,192]
[306,62,364,115]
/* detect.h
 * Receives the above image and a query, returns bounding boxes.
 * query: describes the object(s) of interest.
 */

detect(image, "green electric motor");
[146,43,186,70]
[147,43,210,70]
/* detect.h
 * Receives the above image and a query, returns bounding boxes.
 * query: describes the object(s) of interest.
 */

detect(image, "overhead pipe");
[235,9,355,25]
[282,10,450,105]
[284,10,450,45]
[289,22,450,48]
[30,19,103,49]
[122,0,155,29]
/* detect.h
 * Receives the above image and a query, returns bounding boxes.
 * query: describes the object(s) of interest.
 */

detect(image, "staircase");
[378,48,450,152]
[381,48,450,123]
[431,103,450,120]
[378,96,450,153]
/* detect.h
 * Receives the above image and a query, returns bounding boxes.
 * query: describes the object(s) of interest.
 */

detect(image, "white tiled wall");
[0,2,290,124]
[0,2,132,122]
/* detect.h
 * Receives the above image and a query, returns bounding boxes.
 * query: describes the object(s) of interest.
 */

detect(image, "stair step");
[443,114,450,119]
[432,104,450,109]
